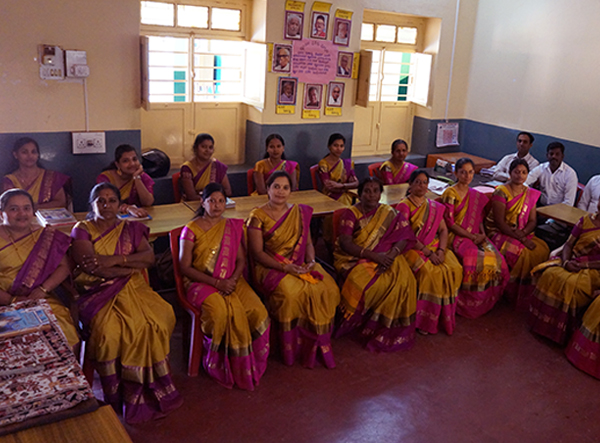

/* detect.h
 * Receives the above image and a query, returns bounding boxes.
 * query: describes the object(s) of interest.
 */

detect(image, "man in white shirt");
[526,142,578,207]
[492,132,539,181]
[577,175,600,212]
[527,142,579,250]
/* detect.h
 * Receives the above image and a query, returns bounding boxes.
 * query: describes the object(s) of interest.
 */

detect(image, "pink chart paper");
[292,39,338,84]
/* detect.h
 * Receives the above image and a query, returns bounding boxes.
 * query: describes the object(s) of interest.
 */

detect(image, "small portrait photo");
[337,52,353,78]
[303,84,323,110]
[273,44,292,73]
[333,18,351,46]
[311,12,329,40]
[284,11,303,40]
[327,81,344,107]
[278,77,298,105]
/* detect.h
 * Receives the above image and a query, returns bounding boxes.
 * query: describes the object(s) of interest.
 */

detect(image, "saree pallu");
[396,198,463,335]
[182,218,269,390]
[248,204,340,368]
[485,185,549,310]
[333,204,417,352]
[252,159,300,195]
[441,187,509,318]
[96,170,155,207]
[566,294,600,379]
[0,228,78,347]
[3,169,69,206]
[379,161,417,185]
[72,220,181,424]
[529,215,600,345]
[180,158,228,199]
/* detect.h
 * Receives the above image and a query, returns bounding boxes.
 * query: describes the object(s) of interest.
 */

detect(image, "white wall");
[465,0,600,147]
[0,0,140,133]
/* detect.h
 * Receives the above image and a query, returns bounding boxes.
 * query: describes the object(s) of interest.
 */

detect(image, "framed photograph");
[336,52,353,78]
[272,44,292,73]
[303,84,323,110]
[284,11,303,40]
[332,18,351,46]
[277,77,298,105]
[327,81,344,107]
[310,11,329,40]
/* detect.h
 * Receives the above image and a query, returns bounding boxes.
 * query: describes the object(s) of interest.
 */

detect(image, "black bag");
[142,149,171,178]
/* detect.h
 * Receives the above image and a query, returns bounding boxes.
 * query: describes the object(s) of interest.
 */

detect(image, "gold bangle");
[359,248,366,258]
[39,285,50,295]
[10,296,17,305]
[123,255,127,265]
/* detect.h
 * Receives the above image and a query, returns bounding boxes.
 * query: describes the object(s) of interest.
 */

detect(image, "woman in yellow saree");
[179,183,270,390]
[0,189,78,347]
[248,171,340,368]
[334,177,418,351]
[379,139,418,185]
[484,159,549,310]
[441,158,509,318]
[252,134,299,195]
[529,198,600,346]
[96,144,154,218]
[396,170,463,335]
[180,133,232,200]
[317,133,358,206]
[71,183,181,424]
[3,137,70,209]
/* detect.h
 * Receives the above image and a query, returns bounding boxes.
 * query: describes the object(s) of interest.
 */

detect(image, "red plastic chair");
[368,162,383,180]
[575,182,585,207]
[247,169,255,195]
[169,227,203,377]
[172,172,181,203]
[310,165,319,191]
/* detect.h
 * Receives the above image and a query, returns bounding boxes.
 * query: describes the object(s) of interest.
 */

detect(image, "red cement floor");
[107,298,600,443]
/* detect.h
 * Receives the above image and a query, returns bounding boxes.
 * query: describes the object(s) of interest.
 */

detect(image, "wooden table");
[537,204,588,226]
[426,152,496,173]
[184,190,349,219]
[0,406,132,443]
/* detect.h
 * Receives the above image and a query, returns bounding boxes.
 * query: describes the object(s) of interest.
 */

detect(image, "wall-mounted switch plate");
[72,131,106,154]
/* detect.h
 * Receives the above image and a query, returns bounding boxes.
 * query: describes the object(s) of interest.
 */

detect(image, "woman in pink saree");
[71,183,181,424]
[379,139,418,185]
[0,189,78,347]
[441,158,509,318]
[252,134,299,195]
[396,170,463,335]
[484,158,549,310]
[180,133,232,200]
[3,137,70,209]
[179,183,270,390]
[248,171,340,368]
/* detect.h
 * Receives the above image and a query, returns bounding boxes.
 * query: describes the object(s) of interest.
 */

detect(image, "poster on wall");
[336,52,352,78]
[302,83,322,119]
[292,39,337,84]
[284,11,304,40]
[436,122,460,147]
[332,18,350,46]
[327,81,344,107]
[310,2,331,40]
[273,44,292,73]
[278,77,298,105]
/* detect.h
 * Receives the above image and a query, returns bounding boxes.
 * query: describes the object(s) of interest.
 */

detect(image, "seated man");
[526,141,579,250]
[492,132,539,181]
[577,175,600,212]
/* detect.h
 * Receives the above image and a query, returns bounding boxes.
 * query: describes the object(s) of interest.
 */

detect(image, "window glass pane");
[375,25,396,43]
[177,5,208,28]
[397,27,418,45]
[384,52,403,63]
[399,75,409,85]
[400,64,410,74]
[402,53,412,63]
[361,23,374,41]
[194,39,241,55]
[212,8,241,31]
[148,36,187,52]
[149,52,188,67]
[141,1,174,26]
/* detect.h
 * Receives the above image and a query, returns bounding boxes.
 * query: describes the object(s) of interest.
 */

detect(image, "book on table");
[35,208,77,227]
[117,213,153,222]
[226,197,236,208]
